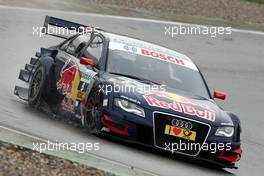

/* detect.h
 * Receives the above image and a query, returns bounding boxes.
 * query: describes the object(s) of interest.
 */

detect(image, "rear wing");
[42,16,103,39]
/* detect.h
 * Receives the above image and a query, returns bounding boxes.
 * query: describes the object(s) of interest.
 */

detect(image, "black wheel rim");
[30,70,42,99]
[86,91,103,128]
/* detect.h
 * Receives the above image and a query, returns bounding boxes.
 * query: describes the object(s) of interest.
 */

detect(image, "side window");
[64,33,91,56]
[82,35,104,65]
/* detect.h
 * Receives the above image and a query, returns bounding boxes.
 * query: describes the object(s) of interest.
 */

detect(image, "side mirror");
[80,57,95,69]
[213,91,226,100]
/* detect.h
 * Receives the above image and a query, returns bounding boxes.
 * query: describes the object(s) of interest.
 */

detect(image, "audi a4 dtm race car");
[14,16,242,169]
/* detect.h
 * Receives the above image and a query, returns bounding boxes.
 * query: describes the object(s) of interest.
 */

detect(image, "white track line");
[0,125,158,176]
[0,5,264,35]
[0,125,49,142]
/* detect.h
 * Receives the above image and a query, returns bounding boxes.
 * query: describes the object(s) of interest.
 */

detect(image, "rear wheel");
[28,63,45,108]
[84,86,104,133]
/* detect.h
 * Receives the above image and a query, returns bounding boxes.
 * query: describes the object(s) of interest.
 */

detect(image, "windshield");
[106,44,210,99]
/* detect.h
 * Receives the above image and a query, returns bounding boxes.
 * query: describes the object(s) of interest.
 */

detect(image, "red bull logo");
[144,96,216,122]
[57,64,78,94]
[144,90,210,109]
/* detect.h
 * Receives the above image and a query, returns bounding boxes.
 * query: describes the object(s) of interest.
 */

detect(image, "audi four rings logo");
[171,119,193,129]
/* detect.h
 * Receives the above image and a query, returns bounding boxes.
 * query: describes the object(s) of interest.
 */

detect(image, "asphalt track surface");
[0,6,264,176]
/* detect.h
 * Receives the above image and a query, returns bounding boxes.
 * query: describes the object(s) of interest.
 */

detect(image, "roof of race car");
[103,32,198,71]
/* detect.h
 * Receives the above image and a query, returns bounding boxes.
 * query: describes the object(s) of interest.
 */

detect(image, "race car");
[14,16,242,169]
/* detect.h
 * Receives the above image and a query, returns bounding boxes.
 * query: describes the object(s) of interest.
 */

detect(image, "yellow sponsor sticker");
[164,125,196,141]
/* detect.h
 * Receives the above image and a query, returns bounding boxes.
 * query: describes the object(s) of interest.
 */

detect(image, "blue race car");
[14,16,242,169]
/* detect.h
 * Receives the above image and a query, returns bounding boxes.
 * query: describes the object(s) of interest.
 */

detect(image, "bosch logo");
[171,119,193,130]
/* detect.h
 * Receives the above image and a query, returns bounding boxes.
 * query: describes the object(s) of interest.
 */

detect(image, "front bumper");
[98,110,242,169]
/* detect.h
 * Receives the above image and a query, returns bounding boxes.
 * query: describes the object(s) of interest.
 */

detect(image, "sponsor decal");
[221,122,233,126]
[61,97,75,112]
[108,76,139,86]
[109,33,193,62]
[108,42,198,71]
[57,60,81,101]
[77,79,88,99]
[101,127,110,132]
[57,64,78,94]
[164,124,196,141]
[123,45,137,53]
[120,95,141,105]
[103,99,108,107]
[141,48,185,66]
[57,61,96,103]
[144,96,215,121]
[77,71,96,99]
[144,90,210,109]
[82,71,96,83]
[171,119,193,130]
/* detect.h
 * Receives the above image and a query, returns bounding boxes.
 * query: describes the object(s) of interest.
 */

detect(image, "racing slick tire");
[28,62,46,108]
[84,85,104,133]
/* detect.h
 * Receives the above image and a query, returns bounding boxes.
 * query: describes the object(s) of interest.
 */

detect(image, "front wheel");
[84,86,104,133]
